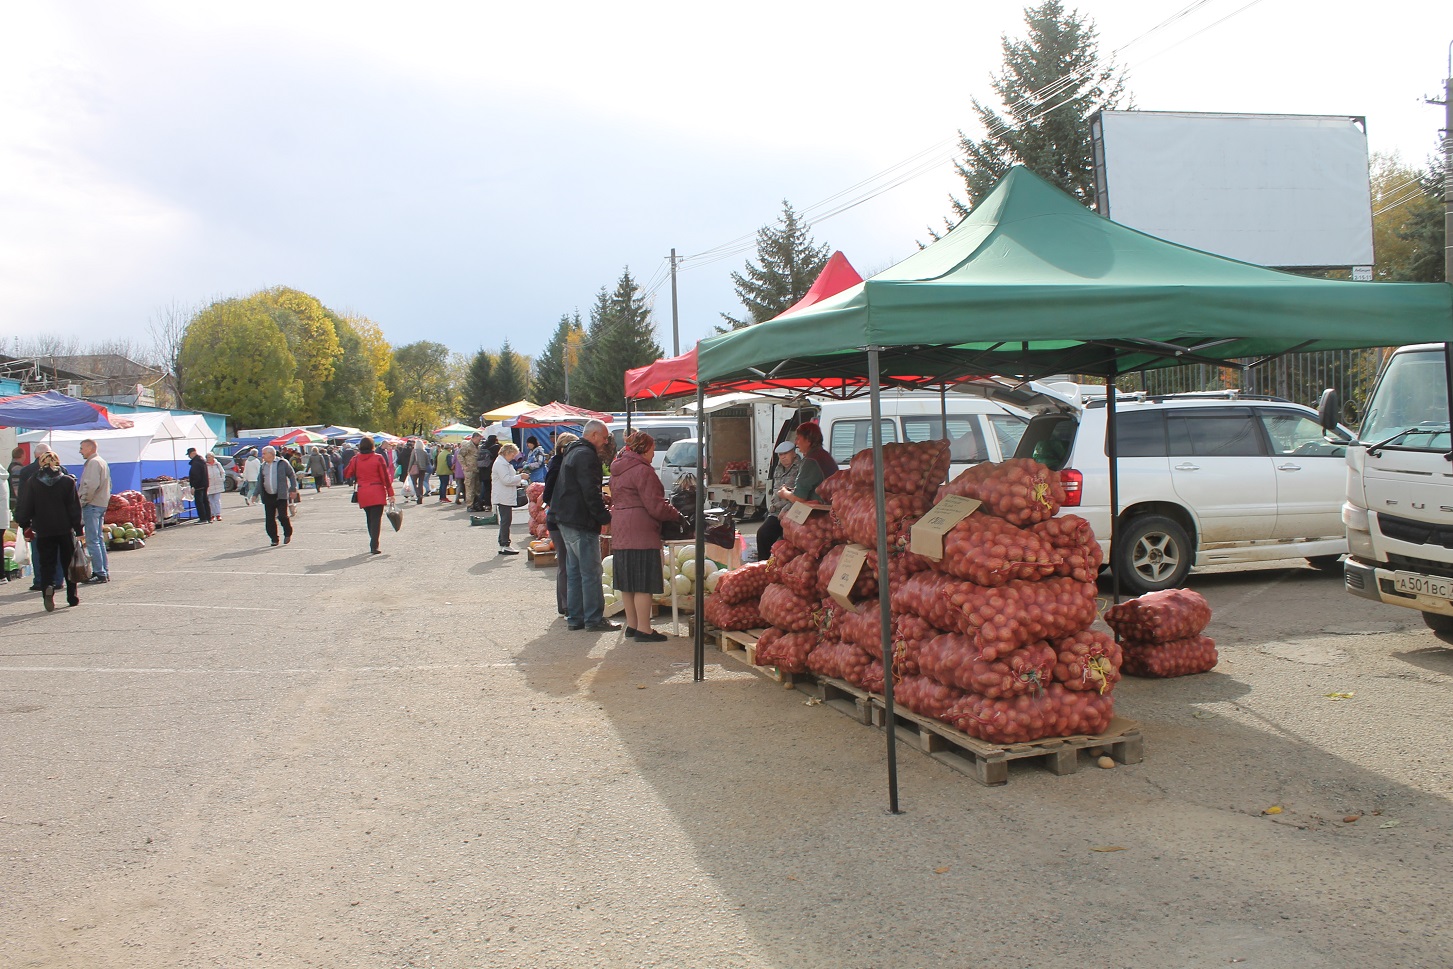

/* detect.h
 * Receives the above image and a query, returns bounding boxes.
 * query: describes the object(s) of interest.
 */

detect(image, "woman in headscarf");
[14,450,84,611]
[607,431,684,642]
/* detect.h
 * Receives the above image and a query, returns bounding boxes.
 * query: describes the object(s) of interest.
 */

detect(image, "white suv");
[1012,392,1353,594]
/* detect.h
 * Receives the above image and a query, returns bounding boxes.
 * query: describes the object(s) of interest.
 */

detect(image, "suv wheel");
[1114,514,1192,595]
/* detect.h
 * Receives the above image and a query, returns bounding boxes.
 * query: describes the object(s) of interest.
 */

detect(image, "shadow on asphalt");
[1392,645,1453,675]
[505,587,1453,968]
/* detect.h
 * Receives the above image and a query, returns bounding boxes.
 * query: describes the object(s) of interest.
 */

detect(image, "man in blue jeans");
[77,439,111,583]
[551,420,618,632]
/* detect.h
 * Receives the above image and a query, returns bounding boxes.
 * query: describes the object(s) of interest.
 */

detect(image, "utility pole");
[668,248,681,357]
[1434,44,1453,282]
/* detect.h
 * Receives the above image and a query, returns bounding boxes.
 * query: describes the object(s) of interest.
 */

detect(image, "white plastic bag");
[401,479,416,499]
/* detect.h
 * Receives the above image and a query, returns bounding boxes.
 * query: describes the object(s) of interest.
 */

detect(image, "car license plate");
[1392,572,1453,600]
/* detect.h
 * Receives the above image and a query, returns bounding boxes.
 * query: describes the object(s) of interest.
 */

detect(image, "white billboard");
[1092,110,1373,269]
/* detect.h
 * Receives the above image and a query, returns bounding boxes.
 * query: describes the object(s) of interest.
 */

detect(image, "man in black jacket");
[187,448,212,523]
[552,420,617,632]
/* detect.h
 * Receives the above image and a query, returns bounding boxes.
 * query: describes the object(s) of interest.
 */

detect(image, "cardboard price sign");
[826,543,871,610]
[783,500,827,525]
[909,495,983,561]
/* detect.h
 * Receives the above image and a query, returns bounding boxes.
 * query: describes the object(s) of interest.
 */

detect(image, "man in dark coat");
[186,448,212,523]
[552,420,617,632]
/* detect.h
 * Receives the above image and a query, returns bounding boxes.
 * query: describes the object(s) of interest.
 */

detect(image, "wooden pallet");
[711,627,807,687]
[804,675,873,725]
[526,547,557,568]
[869,699,1143,786]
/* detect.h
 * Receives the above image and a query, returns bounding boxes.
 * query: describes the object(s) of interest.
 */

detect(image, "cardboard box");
[826,543,871,610]
[909,495,982,560]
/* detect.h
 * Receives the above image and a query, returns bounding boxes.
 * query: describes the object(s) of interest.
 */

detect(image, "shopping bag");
[515,485,527,507]
[385,502,404,532]
[401,479,416,499]
[69,536,93,584]
[14,537,30,566]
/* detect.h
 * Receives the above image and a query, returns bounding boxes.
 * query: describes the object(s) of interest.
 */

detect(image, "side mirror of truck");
[1317,389,1340,435]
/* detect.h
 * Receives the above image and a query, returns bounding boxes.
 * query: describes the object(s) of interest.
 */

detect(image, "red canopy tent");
[513,401,614,428]
[623,252,865,403]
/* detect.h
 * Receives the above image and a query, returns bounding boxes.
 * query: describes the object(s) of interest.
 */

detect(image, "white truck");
[686,394,805,520]
[1324,344,1453,632]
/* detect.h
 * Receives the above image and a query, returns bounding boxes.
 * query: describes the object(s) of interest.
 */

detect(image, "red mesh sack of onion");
[704,594,766,631]
[1104,589,1211,643]
[1120,635,1218,677]
[758,583,821,632]
[846,440,952,497]
[753,628,818,674]
[937,458,1065,527]
[1028,514,1103,582]
[926,512,1061,586]
[946,683,1114,744]
[712,560,778,605]
[915,633,1057,699]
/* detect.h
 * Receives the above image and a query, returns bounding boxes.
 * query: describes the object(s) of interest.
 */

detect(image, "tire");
[1306,555,1343,572]
[1113,514,1192,595]
[1421,611,1453,634]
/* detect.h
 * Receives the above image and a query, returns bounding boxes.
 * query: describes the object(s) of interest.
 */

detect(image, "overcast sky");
[3,0,1450,363]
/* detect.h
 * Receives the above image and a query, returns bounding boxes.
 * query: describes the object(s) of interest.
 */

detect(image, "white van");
[611,418,698,474]
[816,390,1038,477]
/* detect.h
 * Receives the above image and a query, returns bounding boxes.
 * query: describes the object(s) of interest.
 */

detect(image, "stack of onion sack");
[873,460,1121,744]
[703,560,776,630]
[104,491,156,535]
[1105,589,1217,677]
[526,482,548,540]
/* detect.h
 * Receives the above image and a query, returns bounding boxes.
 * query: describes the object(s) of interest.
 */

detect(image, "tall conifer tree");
[944,1,1127,227]
[576,269,663,413]
[721,200,830,331]
[531,312,584,405]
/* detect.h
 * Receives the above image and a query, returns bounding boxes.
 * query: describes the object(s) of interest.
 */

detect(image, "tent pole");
[693,380,706,682]
[868,348,902,815]
[626,399,633,434]
[939,386,948,442]
[1106,374,1122,603]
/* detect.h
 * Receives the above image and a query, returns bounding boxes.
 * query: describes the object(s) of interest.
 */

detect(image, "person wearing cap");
[757,439,802,560]
[457,433,481,509]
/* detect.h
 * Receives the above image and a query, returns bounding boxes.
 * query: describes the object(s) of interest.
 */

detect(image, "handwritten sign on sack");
[909,495,983,561]
[783,500,819,525]
[826,543,870,610]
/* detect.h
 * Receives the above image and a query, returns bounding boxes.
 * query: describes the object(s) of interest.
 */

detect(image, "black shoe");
[42,585,55,612]
[283,535,292,545]
[67,596,80,608]
[370,549,382,555]
[585,619,622,632]
[29,584,43,592]
[624,627,637,639]
[566,623,585,631]
[636,630,669,643]
[270,540,279,547]
[87,574,109,584]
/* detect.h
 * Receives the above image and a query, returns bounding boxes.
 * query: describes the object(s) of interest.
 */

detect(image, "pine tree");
[575,269,664,413]
[944,1,1127,226]
[461,349,496,425]
[531,312,584,405]
[1393,156,1447,282]
[494,340,529,407]
[721,200,831,330]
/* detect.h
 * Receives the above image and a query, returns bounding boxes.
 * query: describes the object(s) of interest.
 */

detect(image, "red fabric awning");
[513,401,614,427]
[623,252,865,402]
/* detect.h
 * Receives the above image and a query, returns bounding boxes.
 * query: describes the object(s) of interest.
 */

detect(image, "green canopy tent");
[695,165,1453,811]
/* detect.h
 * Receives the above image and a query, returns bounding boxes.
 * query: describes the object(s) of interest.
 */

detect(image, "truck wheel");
[1306,555,1343,572]
[1113,514,1192,595]
[1421,611,1453,634]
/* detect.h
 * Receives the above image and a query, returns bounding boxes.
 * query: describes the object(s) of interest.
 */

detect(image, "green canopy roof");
[697,166,1453,385]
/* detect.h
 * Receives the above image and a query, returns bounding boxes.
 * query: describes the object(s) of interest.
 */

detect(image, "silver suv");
[1012,391,1353,594]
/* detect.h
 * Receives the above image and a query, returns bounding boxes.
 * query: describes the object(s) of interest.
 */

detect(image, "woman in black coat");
[14,450,84,611]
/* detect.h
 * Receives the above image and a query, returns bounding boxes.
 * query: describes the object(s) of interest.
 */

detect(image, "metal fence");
[1091,348,1392,417]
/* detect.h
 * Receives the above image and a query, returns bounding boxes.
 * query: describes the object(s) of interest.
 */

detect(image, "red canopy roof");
[513,401,614,427]
[624,252,864,402]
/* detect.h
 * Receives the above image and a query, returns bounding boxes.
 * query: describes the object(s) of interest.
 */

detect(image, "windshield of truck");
[1360,349,1450,451]
[663,441,698,467]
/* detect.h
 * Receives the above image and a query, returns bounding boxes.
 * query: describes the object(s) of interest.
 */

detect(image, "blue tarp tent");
[0,390,132,431]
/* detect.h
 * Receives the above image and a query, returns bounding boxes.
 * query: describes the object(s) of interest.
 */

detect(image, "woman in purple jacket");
[607,431,683,642]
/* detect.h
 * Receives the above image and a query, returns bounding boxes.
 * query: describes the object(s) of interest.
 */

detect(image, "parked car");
[611,419,698,475]
[658,438,701,494]
[1011,391,1354,594]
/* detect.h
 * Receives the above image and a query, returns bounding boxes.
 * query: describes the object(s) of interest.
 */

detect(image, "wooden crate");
[869,699,1143,786]
[714,627,806,687]
[526,547,557,568]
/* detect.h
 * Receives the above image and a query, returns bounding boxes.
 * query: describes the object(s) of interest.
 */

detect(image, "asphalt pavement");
[2,485,1451,968]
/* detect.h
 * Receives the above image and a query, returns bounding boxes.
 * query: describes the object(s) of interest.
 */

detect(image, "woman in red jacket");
[344,436,396,555]
[607,431,683,642]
